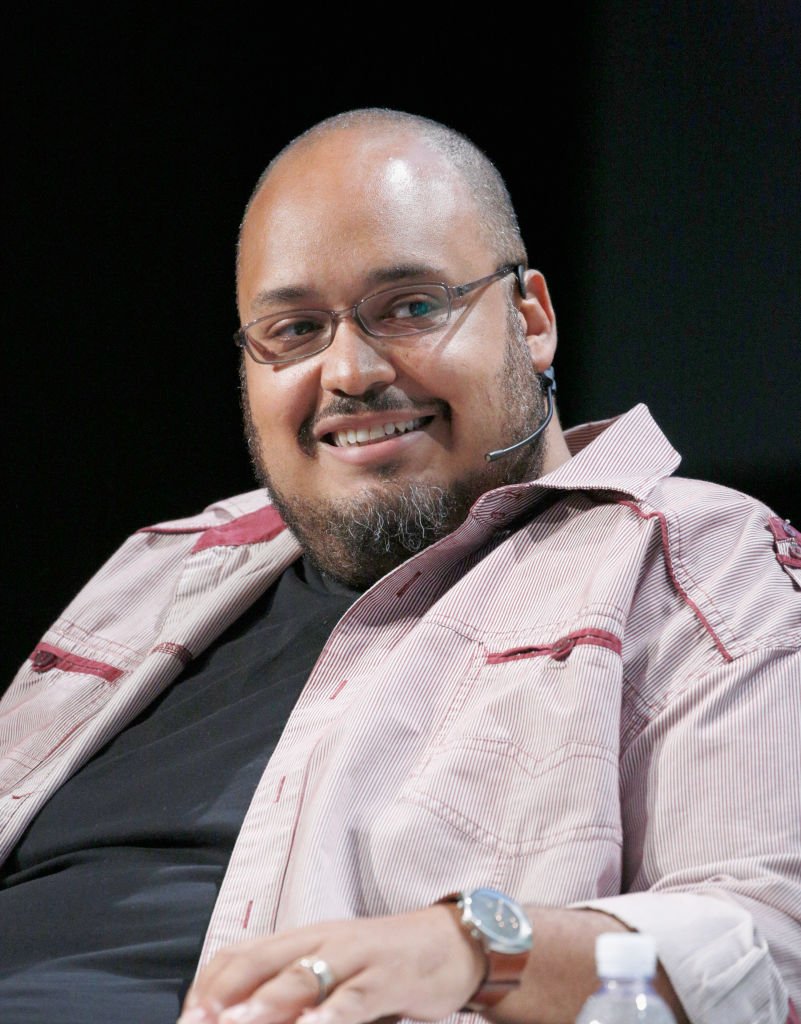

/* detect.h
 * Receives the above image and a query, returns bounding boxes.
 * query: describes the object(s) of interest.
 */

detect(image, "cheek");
[402,338,488,395]
[421,347,501,417]
[246,363,316,437]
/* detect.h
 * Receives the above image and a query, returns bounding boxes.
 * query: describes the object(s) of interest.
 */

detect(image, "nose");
[319,314,397,397]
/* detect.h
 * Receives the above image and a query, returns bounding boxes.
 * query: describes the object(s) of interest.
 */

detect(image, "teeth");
[333,418,423,448]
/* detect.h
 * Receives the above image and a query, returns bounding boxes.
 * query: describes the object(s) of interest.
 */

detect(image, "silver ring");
[297,957,336,1004]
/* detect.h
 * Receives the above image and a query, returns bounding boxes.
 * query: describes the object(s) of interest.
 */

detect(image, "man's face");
[238,129,556,588]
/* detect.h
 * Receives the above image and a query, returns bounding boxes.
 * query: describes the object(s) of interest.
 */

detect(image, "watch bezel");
[460,887,533,955]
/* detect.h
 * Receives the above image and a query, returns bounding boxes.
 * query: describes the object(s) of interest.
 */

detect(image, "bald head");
[237,108,527,279]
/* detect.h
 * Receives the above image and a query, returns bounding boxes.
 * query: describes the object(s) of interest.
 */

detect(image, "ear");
[517,269,557,372]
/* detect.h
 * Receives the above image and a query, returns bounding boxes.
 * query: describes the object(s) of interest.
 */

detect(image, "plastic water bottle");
[575,932,677,1023]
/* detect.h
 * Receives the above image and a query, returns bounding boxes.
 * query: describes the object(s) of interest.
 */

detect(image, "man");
[0,110,798,1024]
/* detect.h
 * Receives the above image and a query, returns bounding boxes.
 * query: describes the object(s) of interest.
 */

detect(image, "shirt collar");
[543,403,681,499]
[470,404,681,526]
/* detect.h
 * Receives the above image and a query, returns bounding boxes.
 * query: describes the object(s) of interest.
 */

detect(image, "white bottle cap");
[595,932,658,979]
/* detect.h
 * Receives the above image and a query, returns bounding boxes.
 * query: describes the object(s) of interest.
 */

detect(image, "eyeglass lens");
[245,284,451,363]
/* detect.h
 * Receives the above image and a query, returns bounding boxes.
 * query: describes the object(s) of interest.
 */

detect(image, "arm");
[180,650,800,1024]
[178,905,688,1024]
[577,645,800,1024]
[181,510,799,1024]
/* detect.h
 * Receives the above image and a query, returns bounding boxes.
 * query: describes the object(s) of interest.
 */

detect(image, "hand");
[178,904,486,1024]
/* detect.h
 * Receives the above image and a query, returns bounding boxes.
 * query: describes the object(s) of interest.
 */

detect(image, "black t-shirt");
[0,558,359,1024]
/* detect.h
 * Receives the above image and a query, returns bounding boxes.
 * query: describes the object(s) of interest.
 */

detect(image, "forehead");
[237,128,492,314]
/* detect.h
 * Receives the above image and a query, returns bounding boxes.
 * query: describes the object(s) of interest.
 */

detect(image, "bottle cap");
[595,933,657,979]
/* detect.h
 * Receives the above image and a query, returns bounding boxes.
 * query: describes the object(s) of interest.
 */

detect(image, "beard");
[241,316,548,591]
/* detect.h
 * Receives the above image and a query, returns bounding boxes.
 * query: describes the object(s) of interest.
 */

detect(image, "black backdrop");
[4,6,799,683]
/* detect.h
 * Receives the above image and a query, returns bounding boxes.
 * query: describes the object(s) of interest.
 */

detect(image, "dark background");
[4,5,799,682]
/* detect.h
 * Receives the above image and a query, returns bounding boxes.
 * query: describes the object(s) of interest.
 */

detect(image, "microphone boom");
[485,367,556,462]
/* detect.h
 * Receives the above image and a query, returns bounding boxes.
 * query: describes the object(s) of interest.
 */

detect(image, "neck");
[539,415,572,476]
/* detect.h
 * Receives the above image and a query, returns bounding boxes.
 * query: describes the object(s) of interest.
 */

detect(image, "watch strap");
[437,891,531,1011]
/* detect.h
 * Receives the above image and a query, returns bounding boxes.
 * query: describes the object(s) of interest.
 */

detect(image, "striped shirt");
[1,404,799,1024]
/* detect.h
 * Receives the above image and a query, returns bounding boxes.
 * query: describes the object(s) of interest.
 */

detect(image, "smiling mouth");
[324,416,435,448]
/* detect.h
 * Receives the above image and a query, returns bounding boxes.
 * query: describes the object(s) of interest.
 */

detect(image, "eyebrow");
[250,263,448,314]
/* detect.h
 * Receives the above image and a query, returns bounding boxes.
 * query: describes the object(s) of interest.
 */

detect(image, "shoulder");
[61,488,285,619]
[632,476,800,654]
[27,489,293,671]
[140,488,276,534]
[95,488,288,578]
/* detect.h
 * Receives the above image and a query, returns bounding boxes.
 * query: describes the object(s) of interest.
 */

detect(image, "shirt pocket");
[363,626,626,907]
[0,643,124,794]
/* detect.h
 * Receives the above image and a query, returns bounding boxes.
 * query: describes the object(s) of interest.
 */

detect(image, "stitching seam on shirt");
[617,500,734,662]
[425,605,625,642]
[450,746,617,785]
[405,648,485,783]
[1,686,114,802]
[436,736,613,765]
[406,790,621,854]
[50,618,144,661]
[150,641,192,664]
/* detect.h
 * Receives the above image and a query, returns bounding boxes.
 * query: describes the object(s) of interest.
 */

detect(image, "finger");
[215,959,324,1024]
[295,971,388,1024]
[215,966,380,1024]
[183,931,326,1018]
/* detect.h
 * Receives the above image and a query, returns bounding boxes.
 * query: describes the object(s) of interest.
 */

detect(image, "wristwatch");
[438,888,533,1011]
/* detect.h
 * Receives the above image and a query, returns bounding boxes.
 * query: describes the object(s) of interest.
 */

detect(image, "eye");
[368,289,448,330]
[265,316,327,342]
[246,315,326,353]
[387,296,441,319]
[245,314,330,361]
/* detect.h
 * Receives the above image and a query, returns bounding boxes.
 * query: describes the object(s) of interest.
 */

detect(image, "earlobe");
[519,270,558,372]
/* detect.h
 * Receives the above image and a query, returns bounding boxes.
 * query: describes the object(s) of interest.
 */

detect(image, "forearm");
[446,906,689,1024]
[184,899,779,1024]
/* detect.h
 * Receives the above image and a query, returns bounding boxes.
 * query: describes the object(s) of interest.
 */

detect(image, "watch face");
[465,888,533,953]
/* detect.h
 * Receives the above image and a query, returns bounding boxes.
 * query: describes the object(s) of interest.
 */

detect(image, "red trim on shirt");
[29,642,123,682]
[242,900,254,930]
[396,571,422,598]
[768,516,801,543]
[487,628,622,664]
[787,999,799,1024]
[151,641,193,665]
[137,505,286,551]
[768,516,801,568]
[191,506,286,552]
[617,500,734,662]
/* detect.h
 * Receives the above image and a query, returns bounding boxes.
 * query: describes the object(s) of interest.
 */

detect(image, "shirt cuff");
[570,892,789,1024]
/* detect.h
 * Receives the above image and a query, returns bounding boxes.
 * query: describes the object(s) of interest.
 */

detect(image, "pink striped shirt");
[1,405,799,1023]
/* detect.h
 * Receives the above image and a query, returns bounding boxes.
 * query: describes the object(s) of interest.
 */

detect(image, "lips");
[329,417,431,448]
[307,396,448,462]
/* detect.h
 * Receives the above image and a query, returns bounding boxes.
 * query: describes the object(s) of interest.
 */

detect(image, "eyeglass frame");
[234,263,527,366]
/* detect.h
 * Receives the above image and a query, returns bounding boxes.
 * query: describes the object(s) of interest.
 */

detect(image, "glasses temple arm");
[453,264,527,301]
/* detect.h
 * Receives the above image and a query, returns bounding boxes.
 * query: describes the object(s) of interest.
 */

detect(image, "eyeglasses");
[234,263,526,365]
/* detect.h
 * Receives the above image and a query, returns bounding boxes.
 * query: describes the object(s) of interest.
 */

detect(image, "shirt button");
[32,650,58,669]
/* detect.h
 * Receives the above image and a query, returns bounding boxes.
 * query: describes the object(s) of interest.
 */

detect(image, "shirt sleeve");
[574,645,801,1024]
[572,891,791,1024]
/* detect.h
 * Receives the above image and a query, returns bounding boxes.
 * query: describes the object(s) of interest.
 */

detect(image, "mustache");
[299,391,450,450]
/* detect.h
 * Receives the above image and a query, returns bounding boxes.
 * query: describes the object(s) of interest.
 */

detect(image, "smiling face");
[237,125,559,587]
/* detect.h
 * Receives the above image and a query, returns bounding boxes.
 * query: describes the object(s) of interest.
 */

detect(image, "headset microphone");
[484,366,556,462]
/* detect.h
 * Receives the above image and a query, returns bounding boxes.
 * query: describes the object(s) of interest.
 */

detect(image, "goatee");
[241,324,548,591]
